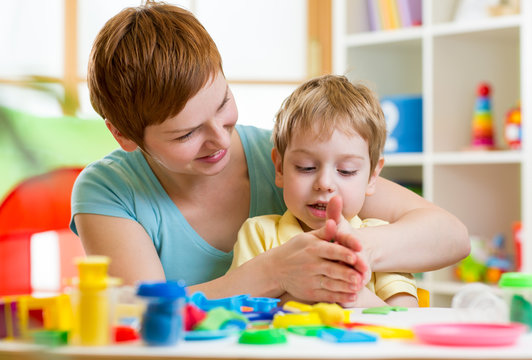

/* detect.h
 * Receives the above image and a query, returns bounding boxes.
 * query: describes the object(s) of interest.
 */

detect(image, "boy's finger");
[326,195,343,224]
[334,232,362,252]
[311,218,337,242]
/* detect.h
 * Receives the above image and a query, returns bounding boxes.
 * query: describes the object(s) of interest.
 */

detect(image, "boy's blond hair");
[272,75,387,173]
[88,1,223,149]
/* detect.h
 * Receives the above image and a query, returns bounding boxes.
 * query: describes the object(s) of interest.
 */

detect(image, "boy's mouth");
[309,203,327,211]
[307,202,329,218]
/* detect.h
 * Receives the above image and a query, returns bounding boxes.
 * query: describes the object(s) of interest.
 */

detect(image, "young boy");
[230,75,418,307]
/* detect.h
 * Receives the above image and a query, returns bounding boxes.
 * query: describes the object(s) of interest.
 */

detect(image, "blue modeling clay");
[317,328,378,343]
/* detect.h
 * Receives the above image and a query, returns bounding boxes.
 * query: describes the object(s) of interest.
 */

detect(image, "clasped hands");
[273,195,370,305]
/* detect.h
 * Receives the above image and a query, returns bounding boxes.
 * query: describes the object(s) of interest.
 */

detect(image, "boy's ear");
[105,120,138,152]
[366,157,384,196]
[271,148,284,188]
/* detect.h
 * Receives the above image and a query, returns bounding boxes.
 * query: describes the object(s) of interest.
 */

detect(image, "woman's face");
[142,71,238,177]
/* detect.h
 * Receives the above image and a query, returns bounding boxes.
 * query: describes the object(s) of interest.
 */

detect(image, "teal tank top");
[70,125,286,285]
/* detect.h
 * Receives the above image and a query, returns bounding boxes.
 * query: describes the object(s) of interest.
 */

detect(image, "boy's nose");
[314,170,335,192]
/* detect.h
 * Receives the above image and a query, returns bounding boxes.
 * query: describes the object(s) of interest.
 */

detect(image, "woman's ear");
[271,148,284,188]
[366,157,385,196]
[105,120,138,152]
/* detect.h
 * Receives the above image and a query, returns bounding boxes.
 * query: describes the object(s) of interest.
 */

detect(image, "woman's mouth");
[198,149,227,163]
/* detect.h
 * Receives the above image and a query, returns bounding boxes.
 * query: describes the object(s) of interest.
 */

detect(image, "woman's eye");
[175,130,194,142]
[338,169,357,176]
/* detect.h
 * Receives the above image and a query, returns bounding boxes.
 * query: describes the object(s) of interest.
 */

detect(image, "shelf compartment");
[384,152,425,166]
[346,39,422,96]
[381,165,423,196]
[433,163,520,242]
[344,0,424,36]
[432,150,523,165]
[432,26,520,152]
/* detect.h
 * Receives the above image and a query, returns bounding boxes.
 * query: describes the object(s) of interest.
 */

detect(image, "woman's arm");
[357,177,470,273]
[76,212,364,303]
[189,220,366,303]
[74,214,166,285]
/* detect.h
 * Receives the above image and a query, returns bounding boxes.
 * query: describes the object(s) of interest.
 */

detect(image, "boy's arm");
[386,293,419,307]
[343,288,418,308]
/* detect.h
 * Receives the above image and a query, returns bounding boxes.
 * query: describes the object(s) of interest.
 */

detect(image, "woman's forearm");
[359,177,470,273]
[188,251,281,299]
[361,207,470,273]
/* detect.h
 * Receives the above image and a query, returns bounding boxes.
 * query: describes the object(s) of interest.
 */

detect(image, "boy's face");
[141,71,238,177]
[273,129,383,232]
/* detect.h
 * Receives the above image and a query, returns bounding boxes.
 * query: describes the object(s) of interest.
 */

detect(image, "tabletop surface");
[1,307,532,360]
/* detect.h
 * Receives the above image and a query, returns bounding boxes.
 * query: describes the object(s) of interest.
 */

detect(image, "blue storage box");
[381,95,423,153]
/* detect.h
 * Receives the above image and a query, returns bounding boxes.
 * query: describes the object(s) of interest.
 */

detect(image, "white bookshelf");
[333,0,532,306]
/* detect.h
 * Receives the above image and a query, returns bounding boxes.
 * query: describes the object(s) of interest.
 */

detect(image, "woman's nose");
[206,119,231,149]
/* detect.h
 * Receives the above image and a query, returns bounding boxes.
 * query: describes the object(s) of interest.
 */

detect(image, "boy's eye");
[295,165,315,173]
[338,169,357,176]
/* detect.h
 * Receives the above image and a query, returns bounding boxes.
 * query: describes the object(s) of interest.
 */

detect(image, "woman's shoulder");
[74,148,150,194]
[236,125,272,150]
[84,147,146,172]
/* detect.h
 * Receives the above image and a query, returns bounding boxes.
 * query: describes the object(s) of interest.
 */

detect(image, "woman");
[71,1,469,303]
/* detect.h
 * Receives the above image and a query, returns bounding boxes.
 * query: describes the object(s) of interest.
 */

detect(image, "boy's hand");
[326,196,371,287]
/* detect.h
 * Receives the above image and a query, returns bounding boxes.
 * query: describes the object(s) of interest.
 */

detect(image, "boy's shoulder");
[349,216,388,228]
[242,213,283,228]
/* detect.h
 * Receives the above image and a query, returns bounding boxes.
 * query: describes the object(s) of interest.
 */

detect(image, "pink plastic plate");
[413,323,527,347]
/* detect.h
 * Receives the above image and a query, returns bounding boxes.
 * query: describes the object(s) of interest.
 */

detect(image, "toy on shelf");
[455,234,512,284]
[504,101,521,150]
[471,82,496,150]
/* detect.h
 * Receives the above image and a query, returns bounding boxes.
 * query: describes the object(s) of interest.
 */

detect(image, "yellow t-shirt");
[230,210,417,301]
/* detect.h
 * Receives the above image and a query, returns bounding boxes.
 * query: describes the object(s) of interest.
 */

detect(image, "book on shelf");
[367,0,422,31]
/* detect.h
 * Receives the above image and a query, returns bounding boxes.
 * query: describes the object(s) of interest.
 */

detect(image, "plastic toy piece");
[504,101,521,150]
[471,82,495,150]
[247,320,271,330]
[343,322,375,328]
[272,312,322,328]
[0,298,19,339]
[74,256,121,346]
[243,297,280,312]
[283,301,313,313]
[113,325,140,342]
[32,330,69,347]
[184,304,207,331]
[413,323,526,347]
[194,307,248,331]
[287,325,331,337]
[136,280,187,346]
[185,328,240,341]
[317,328,378,343]
[188,292,280,313]
[17,294,73,340]
[238,328,287,345]
[189,292,248,312]
[311,303,344,325]
[244,311,275,322]
[356,325,414,339]
[362,306,407,315]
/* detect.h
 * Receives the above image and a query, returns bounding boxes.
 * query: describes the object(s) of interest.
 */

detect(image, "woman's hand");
[264,196,371,304]
[264,218,366,303]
